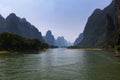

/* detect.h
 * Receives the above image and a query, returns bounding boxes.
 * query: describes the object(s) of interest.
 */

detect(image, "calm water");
[0,48,120,80]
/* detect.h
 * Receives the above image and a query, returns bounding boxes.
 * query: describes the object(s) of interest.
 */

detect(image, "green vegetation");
[114,31,120,52]
[49,45,58,48]
[0,51,10,54]
[0,32,49,52]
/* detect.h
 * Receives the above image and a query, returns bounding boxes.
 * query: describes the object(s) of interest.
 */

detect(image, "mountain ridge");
[0,13,43,41]
[78,1,115,48]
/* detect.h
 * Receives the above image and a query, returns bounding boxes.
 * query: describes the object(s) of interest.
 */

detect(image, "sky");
[0,0,112,42]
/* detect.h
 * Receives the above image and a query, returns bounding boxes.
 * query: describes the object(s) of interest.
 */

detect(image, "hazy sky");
[0,0,112,42]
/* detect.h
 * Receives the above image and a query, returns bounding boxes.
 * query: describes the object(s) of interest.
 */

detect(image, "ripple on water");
[0,49,120,80]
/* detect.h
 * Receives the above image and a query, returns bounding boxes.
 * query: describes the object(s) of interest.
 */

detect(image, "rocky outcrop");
[0,13,43,41]
[43,30,56,46]
[74,33,83,46]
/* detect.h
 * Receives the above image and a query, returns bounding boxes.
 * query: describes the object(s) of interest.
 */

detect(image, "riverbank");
[0,51,10,54]
[0,49,48,54]
[115,50,120,57]
[68,46,120,57]
[68,47,102,50]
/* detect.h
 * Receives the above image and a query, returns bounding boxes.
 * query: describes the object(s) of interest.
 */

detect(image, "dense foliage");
[0,33,49,52]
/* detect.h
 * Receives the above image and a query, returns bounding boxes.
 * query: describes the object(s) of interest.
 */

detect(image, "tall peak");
[22,18,27,21]
[93,9,102,14]
[44,30,55,46]
[20,18,27,22]
[6,13,17,20]
[8,13,16,17]
[46,30,52,36]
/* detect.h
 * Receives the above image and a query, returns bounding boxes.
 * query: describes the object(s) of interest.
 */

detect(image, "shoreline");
[68,48,102,51]
[0,51,10,54]
[0,48,48,54]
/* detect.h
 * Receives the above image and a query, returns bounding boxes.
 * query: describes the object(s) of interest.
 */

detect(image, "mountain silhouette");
[0,13,43,41]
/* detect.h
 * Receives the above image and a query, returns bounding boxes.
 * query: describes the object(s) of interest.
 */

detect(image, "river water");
[0,48,120,80]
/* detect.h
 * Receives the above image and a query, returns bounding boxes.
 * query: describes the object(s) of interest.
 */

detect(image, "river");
[0,48,120,80]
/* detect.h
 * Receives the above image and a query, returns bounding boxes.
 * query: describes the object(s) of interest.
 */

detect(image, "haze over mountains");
[43,30,72,47]
[0,0,118,49]
[55,36,72,47]
[0,13,72,47]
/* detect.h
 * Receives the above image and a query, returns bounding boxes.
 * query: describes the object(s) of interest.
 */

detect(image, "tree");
[0,32,49,52]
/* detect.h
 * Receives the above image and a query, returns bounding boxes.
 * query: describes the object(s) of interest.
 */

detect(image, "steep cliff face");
[43,30,56,46]
[79,1,115,47]
[115,0,120,30]
[105,0,120,49]
[114,0,120,51]
[74,33,83,46]
[0,13,43,41]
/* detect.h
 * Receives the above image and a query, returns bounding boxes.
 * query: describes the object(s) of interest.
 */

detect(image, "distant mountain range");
[55,36,72,47]
[0,13,71,47]
[43,30,72,47]
[0,13,43,41]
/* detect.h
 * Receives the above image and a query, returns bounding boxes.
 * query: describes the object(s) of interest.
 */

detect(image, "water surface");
[0,48,120,80]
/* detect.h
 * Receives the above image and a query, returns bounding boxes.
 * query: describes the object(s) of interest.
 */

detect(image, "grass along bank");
[0,51,10,54]
[68,46,102,50]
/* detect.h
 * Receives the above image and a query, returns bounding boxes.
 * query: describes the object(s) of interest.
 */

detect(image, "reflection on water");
[0,48,120,80]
